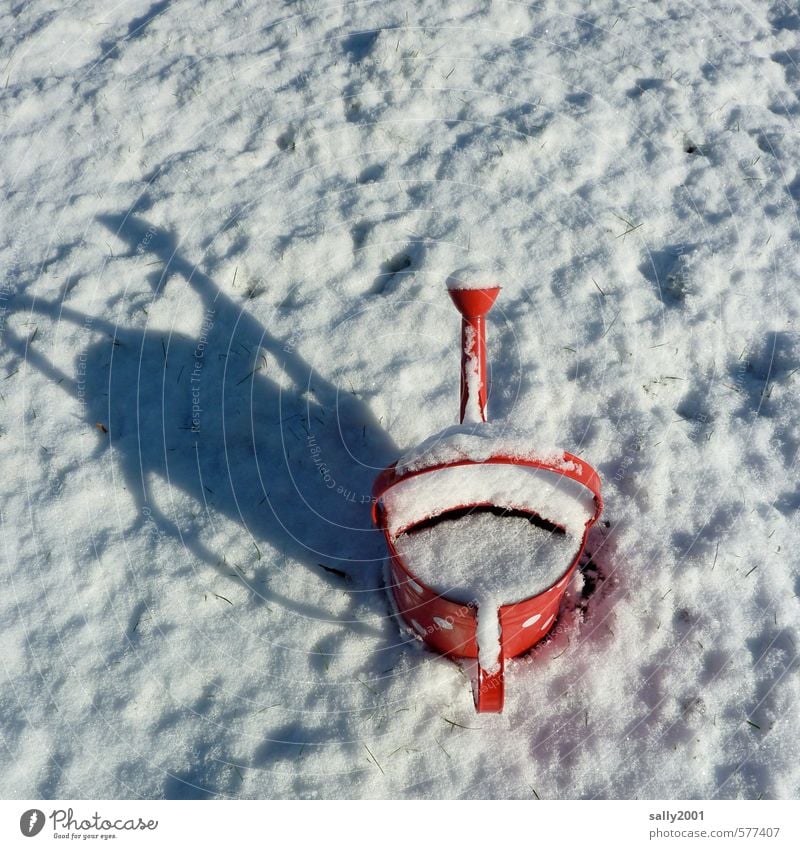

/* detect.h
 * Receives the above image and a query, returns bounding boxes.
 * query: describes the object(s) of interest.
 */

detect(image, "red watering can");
[372,279,603,712]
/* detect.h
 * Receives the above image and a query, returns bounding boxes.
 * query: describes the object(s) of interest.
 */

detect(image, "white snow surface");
[446,264,503,290]
[394,512,579,603]
[462,323,484,422]
[396,422,572,473]
[475,594,503,674]
[2,0,800,800]
[382,463,594,537]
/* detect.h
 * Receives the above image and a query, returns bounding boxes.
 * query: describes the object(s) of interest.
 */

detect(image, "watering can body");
[373,453,603,712]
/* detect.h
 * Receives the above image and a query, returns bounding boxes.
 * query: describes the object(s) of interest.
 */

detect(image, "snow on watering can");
[372,276,603,712]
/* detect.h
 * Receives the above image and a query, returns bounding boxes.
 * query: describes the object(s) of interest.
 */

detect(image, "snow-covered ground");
[2,0,800,799]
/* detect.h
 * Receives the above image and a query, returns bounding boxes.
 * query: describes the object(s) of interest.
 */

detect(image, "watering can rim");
[372,450,603,527]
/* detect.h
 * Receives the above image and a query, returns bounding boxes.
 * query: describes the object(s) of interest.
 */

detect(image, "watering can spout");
[447,286,501,319]
[446,280,501,424]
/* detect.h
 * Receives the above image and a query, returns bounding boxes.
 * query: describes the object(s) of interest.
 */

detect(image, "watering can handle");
[475,657,505,713]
